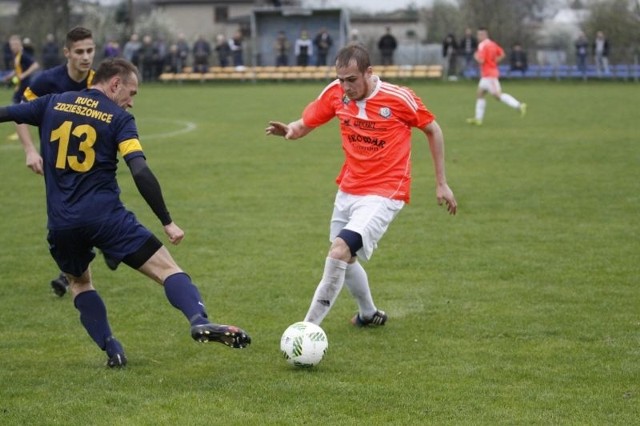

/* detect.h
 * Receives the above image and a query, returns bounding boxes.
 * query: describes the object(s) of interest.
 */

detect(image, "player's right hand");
[265,121,289,137]
[26,151,44,175]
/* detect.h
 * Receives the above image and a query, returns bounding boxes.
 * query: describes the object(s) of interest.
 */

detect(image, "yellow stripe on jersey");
[87,69,95,87]
[118,138,143,156]
[23,86,37,101]
[14,52,23,75]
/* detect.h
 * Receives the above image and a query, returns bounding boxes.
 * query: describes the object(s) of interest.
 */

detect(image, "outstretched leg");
[137,245,251,349]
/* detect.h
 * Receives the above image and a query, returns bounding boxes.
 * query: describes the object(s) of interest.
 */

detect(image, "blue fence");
[462,64,640,81]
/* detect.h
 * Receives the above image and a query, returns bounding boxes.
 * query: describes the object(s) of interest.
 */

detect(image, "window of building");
[214,6,228,23]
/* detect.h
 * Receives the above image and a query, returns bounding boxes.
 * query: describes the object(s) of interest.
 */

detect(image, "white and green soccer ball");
[280,321,328,367]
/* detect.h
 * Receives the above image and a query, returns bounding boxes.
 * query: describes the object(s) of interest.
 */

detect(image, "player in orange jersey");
[266,43,457,328]
[467,27,526,125]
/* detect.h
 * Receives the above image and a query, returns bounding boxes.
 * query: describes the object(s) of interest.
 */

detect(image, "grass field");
[0,79,638,425]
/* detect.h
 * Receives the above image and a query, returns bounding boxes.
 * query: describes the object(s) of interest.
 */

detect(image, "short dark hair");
[335,43,371,73]
[93,57,139,85]
[65,27,93,48]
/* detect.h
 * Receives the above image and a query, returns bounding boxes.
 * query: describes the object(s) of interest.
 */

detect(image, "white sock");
[304,257,348,325]
[475,98,486,121]
[344,261,377,319]
[499,93,520,109]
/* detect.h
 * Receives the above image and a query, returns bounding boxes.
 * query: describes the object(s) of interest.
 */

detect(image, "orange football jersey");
[302,77,434,203]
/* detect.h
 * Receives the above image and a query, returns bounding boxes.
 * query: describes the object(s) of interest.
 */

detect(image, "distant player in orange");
[266,43,457,328]
[467,27,526,126]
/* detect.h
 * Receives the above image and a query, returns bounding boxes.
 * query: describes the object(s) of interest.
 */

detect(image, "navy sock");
[73,290,113,351]
[105,336,124,358]
[164,272,209,326]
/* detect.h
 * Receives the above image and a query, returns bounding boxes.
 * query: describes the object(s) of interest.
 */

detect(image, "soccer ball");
[280,321,328,367]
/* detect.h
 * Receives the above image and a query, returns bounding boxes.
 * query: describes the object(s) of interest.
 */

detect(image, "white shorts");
[478,77,502,95]
[329,190,404,261]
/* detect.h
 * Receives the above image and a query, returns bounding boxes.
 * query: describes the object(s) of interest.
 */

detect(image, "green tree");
[582,0,640,63]
[16,0,70,52]
[426,0,463,43]
[457,0,547,48]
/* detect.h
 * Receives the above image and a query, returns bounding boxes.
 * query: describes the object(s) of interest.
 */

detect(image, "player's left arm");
[126,156,183,244]
[0,106,11,122]
[420,120,457,215]
[0,97,44,124]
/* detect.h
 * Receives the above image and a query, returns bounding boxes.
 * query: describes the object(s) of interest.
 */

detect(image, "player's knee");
[69,277,94,297]
[330,229,362,261]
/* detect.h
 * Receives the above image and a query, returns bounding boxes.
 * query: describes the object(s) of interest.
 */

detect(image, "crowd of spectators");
[1,28,621,81]
[2,31,249,82]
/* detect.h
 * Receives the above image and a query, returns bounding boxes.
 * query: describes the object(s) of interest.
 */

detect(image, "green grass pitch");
[0,79,638,424]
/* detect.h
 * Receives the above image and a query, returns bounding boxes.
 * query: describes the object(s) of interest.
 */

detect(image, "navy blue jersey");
[7,88,145,230]
[12,51,36,104]
[22,64,95,101]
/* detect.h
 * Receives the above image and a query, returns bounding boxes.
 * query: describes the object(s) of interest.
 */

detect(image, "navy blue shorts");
[47,209,158,277]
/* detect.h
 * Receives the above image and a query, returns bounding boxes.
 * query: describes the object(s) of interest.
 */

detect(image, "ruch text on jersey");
[53,96,113,123]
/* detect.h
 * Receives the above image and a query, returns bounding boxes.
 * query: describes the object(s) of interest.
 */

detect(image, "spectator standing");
[41,33,60,69]
[509,43,528,75]
[575,32,589,75]
[592,30,610,76]
[175,33,190,72]
[164,44,181,73]
[442,33,458,79]
[314,28,333,66]
[153,36,168,79]
[377,27,397,66]
[459,27,478,77]
[274,31,290,67]
[294,30,313,67]
[138,35,159,81]
[193,35,211,73]
[466,28,526,126]
[229,30,244,69]
[103,39,121,58]
[122,33,141,65]
[214,34,230,68]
